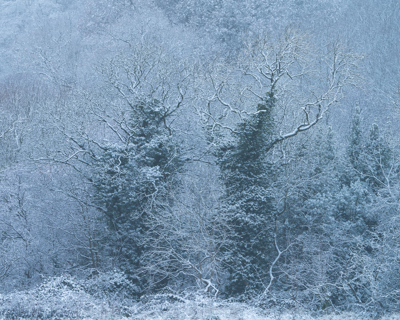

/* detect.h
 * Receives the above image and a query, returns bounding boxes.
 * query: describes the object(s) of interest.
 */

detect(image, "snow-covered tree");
[93,98,184,293]
[217,91,277,296]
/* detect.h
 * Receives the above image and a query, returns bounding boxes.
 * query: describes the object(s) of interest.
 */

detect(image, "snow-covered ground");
[0,276,398,320]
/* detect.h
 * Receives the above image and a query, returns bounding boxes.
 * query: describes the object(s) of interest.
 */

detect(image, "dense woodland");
[1,0,400,318]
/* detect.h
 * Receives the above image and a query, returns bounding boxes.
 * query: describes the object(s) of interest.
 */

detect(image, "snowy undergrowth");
[0,275,399,319]
[130,298,400,320]
[0,273,137,319]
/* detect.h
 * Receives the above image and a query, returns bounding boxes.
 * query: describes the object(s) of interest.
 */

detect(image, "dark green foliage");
[279,127,341,302]
[364,123,393,193]
[315,109,399,309]
[93,99,184,291]
[340,107,374,227]
[347,105,365,176]
[217,92,277,297]
[347,107,393,193]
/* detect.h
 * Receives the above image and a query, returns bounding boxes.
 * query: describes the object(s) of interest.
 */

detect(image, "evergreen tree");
[347,105,365,177]
[341,106,371,223]
[347,107,392,194]
[93,99,184,293]
[282,126,342,307]
[364,123,392,194]
[217,91,277,297]
[332,109,395,307]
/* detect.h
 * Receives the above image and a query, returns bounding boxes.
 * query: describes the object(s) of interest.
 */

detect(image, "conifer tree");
[364,123,392,194]
[347,107,392,194]
[347,105,365,177]
[93,99,183,292]
[217,91,277,297]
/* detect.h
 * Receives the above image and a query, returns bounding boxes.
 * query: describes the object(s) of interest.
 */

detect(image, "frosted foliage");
[0,282,398,319]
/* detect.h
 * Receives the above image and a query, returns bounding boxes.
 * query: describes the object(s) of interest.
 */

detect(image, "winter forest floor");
[0,277,398,320]
[1,297,399,320]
